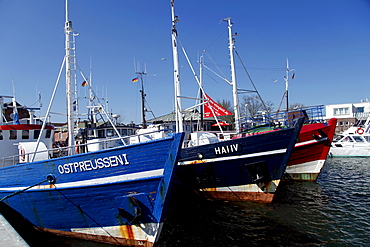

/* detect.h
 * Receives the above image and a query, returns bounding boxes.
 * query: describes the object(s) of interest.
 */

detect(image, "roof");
[148,109,217,123]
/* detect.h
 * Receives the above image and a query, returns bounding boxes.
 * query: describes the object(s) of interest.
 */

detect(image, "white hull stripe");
[203,179,281,193]
[71,222,162,243]
[179,148,287,165]
[286,159,325,173]
[294,137,328,148]
[0,169,164,192]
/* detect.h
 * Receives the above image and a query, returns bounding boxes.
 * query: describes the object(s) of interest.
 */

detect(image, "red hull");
[285,118,337,181]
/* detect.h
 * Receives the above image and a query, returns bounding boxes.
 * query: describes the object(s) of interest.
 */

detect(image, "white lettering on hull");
[57,154,129,174]
[214,144,239,155]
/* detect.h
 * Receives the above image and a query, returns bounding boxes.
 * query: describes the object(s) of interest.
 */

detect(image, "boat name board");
[214,144,240,155]
[57,154,130,174]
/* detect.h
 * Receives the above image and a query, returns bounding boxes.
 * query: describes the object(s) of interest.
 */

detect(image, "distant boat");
[329,116,370,157]
[237,107,337,181]
[234,55,337,181]
[0,96,54,167]
[0,2,184,246]
[285,117,337,180]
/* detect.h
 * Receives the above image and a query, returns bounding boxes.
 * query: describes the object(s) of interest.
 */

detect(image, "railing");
[0,128,174,168]
[242,105,325,131]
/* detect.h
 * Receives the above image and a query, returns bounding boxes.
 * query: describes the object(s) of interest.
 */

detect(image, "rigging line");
[277,91,287,111]
[76,64,125,144]
[32,56,66,162]
[203,29,228,51]
[234,49,269,113]
[202,63,231,85]
[203,50,229,81]
[227,186,244,201]
[177,37,225,134]
[144,98,156,119]
[53,184,124,246]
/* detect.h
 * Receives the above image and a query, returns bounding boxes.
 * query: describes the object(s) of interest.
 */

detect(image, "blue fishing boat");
[0,1,185,246]
[168,1,304,203]
[176,120,303,203]
[0,132,183,246]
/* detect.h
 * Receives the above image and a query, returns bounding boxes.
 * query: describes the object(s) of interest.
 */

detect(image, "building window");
[356,107,364,113]
[334,107,349,115]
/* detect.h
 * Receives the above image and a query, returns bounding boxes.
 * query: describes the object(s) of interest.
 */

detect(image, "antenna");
[135,62,148,128]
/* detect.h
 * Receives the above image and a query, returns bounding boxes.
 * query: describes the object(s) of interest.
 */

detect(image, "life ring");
[20,148,26,162]
[357,128,364,135]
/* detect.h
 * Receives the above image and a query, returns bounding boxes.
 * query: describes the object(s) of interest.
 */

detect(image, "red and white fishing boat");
[237,109,337,181]
[0,96,54,167]
[234,58,337,181]
[284,117,337,180]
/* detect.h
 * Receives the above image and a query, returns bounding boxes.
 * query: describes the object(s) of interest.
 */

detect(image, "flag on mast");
[203,93,233,118]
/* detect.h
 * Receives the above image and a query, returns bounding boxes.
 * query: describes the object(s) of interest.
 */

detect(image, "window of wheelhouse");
[98,129,105,138]
[121,129,128,136]
[34,129,40,139]
[353,136,365,142]
[106,129,114,137]
[0,130,3,140]
[9,130,17,140]
[46,129,51,138]
[22,130,30,139]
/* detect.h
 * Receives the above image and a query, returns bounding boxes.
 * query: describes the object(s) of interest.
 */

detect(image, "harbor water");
[35,158,370,246]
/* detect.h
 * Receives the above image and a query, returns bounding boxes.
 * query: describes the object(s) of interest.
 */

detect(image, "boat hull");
[285,118,337,181]
[0,133,184,246]
[176,119,303,203]
[329,146,370,157]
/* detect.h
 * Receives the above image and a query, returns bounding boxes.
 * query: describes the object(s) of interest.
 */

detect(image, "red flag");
[291,73,295,79]
[203,93,233,118]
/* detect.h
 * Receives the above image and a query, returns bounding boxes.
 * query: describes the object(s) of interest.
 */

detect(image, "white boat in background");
[329,117,370,157]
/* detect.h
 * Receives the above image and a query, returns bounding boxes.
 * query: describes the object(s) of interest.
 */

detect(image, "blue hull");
[0,132,184,246]
[177,119,303,203]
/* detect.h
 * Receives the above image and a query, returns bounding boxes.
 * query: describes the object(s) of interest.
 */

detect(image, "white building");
[325,101,370,133]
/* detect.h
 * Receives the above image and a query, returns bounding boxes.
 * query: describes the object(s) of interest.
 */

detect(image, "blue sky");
[0,0,369,123]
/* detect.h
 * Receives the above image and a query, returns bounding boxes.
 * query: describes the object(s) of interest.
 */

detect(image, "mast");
[284,58,289,112]
[170,0,183,132]
[225,18,240,133]
[136,66,147,129]
[65,0,79,155]
[199,55,204,131]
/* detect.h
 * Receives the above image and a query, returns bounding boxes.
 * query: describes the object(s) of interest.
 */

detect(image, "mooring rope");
[0,176,124,246]
[53,184,124,246]
[0,178,49,202]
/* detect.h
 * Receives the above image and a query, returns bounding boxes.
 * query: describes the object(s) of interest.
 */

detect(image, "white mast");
[170,0,183,132]
[284,57,289,111]
[224,18,240,133]
[65,0,79,154]
[199,55,204,131]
